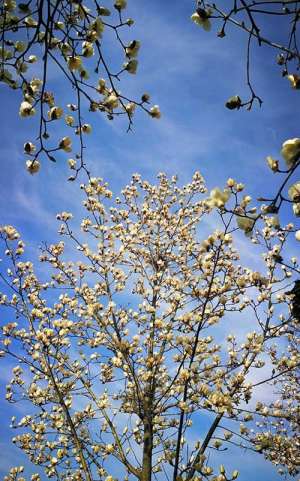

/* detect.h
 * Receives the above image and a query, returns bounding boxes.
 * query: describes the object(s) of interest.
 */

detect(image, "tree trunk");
[141,418,153,481]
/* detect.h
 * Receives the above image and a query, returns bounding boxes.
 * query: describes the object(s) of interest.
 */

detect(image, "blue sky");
[0,1,299,480]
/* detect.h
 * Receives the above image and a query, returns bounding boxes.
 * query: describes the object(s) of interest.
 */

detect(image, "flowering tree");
[0,0,160,176]
[1,173,299,481]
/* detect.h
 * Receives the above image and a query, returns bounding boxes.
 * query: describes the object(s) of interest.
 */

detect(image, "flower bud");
[82,41,94,58]
[266,156,279,172]
[276,54,285,65]
[125,40,140,58]
[59,136,72,151]
[281,138,300,168]
[288,182,300,201]
[15,41,26,52]
[125,102,135,115]
[24,142,35,154]
[225,95,242,110]
[48,106,63,120]
[67,56,82,71]
[293,203,300,216]
[19,101,35,117]
[26,160,40,174]
[149,105,161,119]
[124,59,138,74]
[67,103,77,111]
[81,123,92,134]
[68,159,76,169]
[114,0,127,10]
[28,55,37,63]
[97,6,111,16]
[287,74,300,89]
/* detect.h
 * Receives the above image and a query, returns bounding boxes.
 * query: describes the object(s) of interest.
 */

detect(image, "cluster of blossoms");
[265,138,300,235]
[0,0,160,175]
[212,136,300,242]
[205,178,258,235]
[267,138,300,172]
[3,466,42,481]
[190,1,300,111]
[0,173,299,481]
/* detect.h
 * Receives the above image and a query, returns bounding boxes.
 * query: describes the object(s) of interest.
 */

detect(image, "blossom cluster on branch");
[258,137,300,233]
[206,137,300,249]
[0,0,160,176]
[191,0,300,111]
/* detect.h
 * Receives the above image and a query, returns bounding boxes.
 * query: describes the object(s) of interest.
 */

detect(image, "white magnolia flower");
[65,115,74,126]
[267,215,280,228]
[82,41,94,58]
[89,18,104,39]
[227,178,235,187]
[81,123,92,134]
[103,94,119,110]
[149,105,161,119]
[67,56,82,70]
[236,214,255,234]
[98,6,111,16]
[288,182,300,201]
[126,40,140,58]
[26,160,40,174]
[208,187,230,208]
[28,55,37,63]
[293,203,300,217]
[124,59,138,74]
[281,138,300,168]
[48,106,63,120]
[15,41,26,52]
[125,102,136,115]
[59,136,72,152]
[4,0,16,12]
[68,158,76,169]
[287,74,300,89]
[295,230,300,241]
[24,16,38,27]
[19,101,35,117]
[191,8,212,31]
[30,78,42,93]
[97,78,106,93]
[266,156,279,172]
[105,444,114,453]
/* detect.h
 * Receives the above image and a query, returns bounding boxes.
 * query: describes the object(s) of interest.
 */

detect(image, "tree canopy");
[1,173,299,481]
